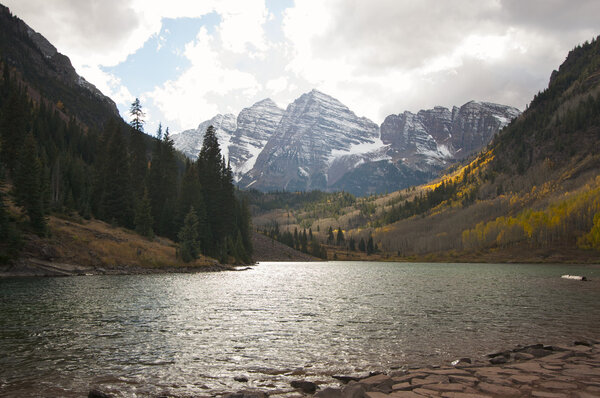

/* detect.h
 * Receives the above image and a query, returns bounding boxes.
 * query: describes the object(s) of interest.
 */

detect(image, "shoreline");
[2,258,597,279]
[205,340,600,398]
[0,257,244,278]
[82,340,600,398]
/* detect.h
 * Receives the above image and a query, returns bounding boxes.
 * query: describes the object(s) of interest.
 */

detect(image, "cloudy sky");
[4,0,600,135]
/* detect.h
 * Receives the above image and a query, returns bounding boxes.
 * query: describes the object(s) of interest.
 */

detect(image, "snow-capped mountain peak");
[172,91,520,195]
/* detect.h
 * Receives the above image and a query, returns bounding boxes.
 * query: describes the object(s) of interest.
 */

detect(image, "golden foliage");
[462,176,600,250]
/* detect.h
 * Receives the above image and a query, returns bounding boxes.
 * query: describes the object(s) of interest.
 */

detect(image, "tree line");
[0,65,252,264]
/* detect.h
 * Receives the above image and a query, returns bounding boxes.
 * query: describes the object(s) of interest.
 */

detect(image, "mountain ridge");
[174,91,520,196]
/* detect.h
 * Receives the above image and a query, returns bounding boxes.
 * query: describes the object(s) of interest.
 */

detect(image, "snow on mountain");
[172,90,520,196]
[172,114,237,160]
[239,89,380,191]
[172,99,284,181]
[381,101,521,172]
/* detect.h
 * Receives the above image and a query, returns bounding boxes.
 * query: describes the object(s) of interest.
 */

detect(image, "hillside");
[249,37,600,263]
[0,214,229,277]
[0,6,254,268]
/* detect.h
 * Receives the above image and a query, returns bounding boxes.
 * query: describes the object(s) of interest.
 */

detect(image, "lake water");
[1,261,599,397]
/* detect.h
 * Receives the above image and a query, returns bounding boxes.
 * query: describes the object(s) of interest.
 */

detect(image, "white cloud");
[78,65,133,108]
[5,0,600,130]
[147,28,261,130]
[279,0,600,121]
[265,77,288,95]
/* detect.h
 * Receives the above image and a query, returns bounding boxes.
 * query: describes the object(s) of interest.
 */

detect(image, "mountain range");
[173,90,520,196]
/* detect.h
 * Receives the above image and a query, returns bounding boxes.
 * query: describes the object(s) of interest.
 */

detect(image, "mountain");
[249,36,600,263]
[0,4,119,128]
[174,90,519,195]
[381,101,521,171]
[333,101,520,195]
[240,89,380,191]
[172,98,285,181]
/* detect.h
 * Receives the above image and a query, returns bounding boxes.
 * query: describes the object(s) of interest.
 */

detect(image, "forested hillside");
[0,6,253,267]
[250,37,600,263]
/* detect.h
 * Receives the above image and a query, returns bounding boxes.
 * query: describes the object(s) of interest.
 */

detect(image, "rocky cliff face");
[0,5,119,126]
[173,91,520,196]
[240,89,380,191]
[172,99,284,180]
[381,101,521,172]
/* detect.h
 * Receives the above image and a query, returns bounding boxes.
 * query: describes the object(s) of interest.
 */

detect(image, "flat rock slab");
[421,383,466,392]
[478,382,521,396]
[538,381,578,390]
[510,374,540,384]
[531,391,569,398]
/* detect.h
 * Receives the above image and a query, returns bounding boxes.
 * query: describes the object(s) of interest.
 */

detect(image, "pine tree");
[0,87,28,175]
[100,121,134,227]
[15,133,46,235]
[178,207,199,263]
[129,98,145,133]
[198,125,225,254]
[336,226,345,245]
[327,226,334,244]
[177,160,203,226]
[134,188,154,238]
[367,235,374,255]
[301,228,308,253]
[358,237,366,252]
[349,237,356,251]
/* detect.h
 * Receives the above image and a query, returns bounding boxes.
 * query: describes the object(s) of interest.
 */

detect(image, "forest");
[0,64,252,265]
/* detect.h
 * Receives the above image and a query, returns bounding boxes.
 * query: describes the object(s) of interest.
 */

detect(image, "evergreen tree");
[134,188,154,238]
[327,226,334,244]
[129,128,148,195]
[14,133,46,235]
[198,125,226,254]
[129,98,145,133]
[300,228,308,252]
[367,235,374,255]
[349,236,356,251]
[178,206,199,263]
[0,87,28,175]
[147,125,178,238]
[336,226,345,245]
[128,98,147,194]
[99,121,134,227]
[177,160,203,225]
[358,237,366,252]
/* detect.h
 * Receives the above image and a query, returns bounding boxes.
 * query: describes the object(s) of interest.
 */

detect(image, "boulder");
[234,376,249,383]
[315,387,343,398]
[88,390,113,398]
[291,380,318,394]
[451,358,472,366]
[333,375,361,384]
[489,356,508,365]
[342,382,367,398]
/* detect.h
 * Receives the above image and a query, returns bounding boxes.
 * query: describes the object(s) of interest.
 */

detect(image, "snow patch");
[328,137,385,164]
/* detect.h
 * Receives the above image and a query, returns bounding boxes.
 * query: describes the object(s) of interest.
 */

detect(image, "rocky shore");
[86,341,600,398]
[207,341,600,398]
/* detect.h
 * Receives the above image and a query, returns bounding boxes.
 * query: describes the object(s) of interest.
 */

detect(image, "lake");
[1,261,599,397]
